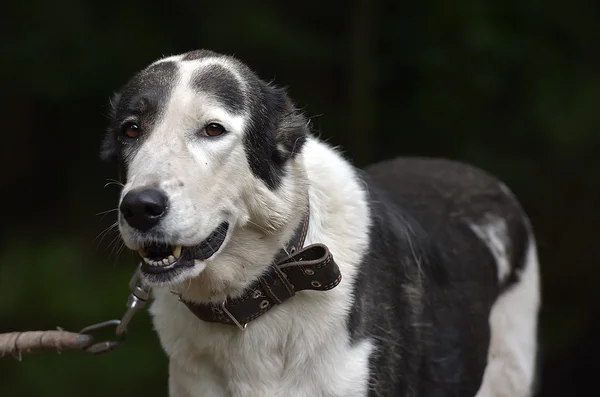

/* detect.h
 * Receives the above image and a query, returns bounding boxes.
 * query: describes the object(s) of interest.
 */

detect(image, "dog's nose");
[119,188,169,231]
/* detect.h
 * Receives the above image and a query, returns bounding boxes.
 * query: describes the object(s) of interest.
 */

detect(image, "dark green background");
[2,1,598,396]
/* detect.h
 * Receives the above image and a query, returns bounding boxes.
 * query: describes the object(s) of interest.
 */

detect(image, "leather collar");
[181,206,342,329]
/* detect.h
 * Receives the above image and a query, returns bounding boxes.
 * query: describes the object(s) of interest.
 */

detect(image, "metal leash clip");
[80,264,151,354]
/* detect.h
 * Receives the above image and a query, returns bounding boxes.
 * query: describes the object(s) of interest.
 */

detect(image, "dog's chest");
[150,289,373,397]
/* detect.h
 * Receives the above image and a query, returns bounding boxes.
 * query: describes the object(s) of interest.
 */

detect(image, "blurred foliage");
[1,0,599,396]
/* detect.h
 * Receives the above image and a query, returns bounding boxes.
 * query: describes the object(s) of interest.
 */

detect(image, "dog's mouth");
[137,222,229,279]
[138,244,183,268]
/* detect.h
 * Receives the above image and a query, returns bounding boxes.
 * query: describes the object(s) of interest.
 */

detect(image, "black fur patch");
[349,158,534,396]
[243,83,307,190]
[192,64,245,115]
[102,61,178,166]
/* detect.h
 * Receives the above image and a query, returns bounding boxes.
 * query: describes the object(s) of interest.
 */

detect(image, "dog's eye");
[122,123,141,139]
[202,123,226,137]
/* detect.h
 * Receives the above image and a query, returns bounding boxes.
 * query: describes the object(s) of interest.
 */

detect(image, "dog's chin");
[135,222,230,286]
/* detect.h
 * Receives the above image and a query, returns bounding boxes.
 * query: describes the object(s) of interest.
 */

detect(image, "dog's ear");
[241,83,310,189]
[265,86,308,165]
[100,93,121,163]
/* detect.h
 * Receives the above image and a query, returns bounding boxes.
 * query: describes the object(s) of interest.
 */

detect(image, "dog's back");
[351,157,540,397]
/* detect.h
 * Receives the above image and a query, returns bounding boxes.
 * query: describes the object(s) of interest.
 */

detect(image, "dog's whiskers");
[96,208,119,217]
[214,229,228,240]
[246,220,271,235]
[106,233,126,259]
[206,240,216,256]
[114,240,128,259]
[93,221,119,246]
[104,179,124,189]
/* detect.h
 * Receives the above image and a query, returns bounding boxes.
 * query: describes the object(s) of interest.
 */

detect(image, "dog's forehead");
[118,54,248,119]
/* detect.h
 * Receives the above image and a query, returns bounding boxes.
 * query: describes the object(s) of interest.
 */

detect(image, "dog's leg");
[474,237,541,397]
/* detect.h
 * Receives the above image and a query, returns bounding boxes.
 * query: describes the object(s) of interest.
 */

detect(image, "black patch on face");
[101,61,178,167]
[193,64,245,114]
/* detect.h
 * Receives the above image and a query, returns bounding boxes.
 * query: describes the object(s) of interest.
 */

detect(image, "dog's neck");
[176,206,343,330]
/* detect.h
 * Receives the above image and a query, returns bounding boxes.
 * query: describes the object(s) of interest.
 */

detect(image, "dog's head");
[102,50,309,292]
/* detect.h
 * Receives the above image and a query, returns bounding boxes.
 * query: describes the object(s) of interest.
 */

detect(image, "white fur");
[469,216,511,283]
[474,229,541,397]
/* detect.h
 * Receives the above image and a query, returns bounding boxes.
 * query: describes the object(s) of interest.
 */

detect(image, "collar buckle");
[221,301,247,331]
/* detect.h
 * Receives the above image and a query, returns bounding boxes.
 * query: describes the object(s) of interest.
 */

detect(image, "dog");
[101,49,541,397]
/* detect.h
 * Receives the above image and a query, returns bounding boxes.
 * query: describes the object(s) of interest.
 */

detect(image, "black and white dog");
[101,50,540,397]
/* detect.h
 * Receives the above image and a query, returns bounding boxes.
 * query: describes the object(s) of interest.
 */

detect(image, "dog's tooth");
[143,257,152,265]
[162,258,169,265]
[173,245,182,259]
[168,255,176,264]
[152,260,161,266]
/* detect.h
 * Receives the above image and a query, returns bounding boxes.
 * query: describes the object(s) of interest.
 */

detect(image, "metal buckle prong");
[221,302,247,331]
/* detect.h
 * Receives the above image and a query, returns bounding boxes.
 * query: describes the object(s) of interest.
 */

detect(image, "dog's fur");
[102,50,541,397]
